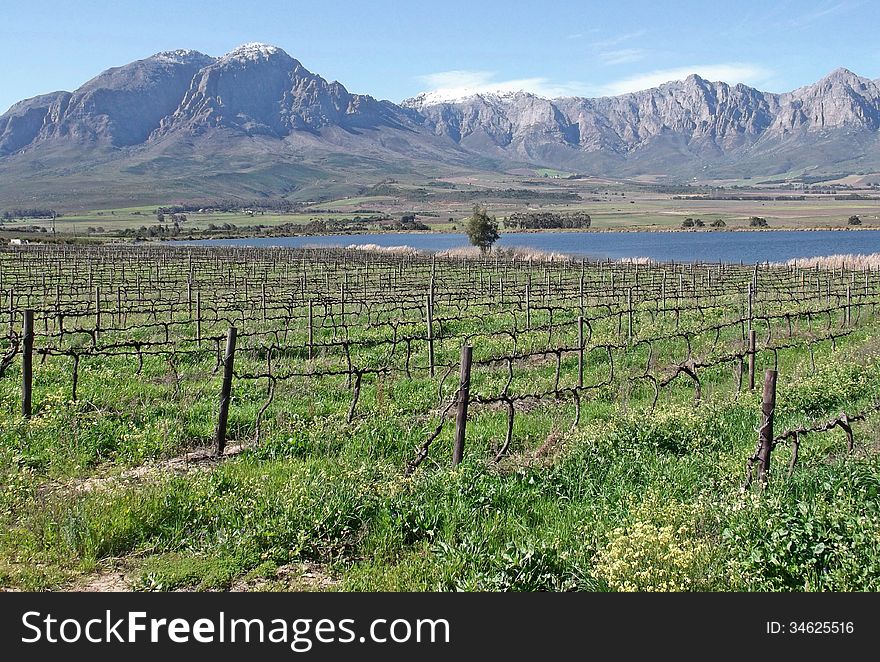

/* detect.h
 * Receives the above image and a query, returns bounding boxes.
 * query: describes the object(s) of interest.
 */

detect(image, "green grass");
[5,174,880,239]
[534,168,576,178]
[1,249,879,591]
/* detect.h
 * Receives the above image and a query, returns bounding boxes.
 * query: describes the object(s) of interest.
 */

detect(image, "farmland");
[1,244,879,591]
[3,175,880,241]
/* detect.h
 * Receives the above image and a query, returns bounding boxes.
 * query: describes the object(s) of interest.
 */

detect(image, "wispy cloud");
[413,70,590,101]
[598,48,646,65]
[787,0,861,28]
[413,62,775,102]
[592,30,647,50]
[567,27,600,40]
[595,63,774,96]
[590,30,649,66]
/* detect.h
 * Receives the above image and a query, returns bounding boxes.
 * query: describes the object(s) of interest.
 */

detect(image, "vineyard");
[1,245,879,591]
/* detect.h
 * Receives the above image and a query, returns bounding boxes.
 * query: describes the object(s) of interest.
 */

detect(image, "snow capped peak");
[222,42,287,62]
[151,49,212,65]
[403,88,540,107]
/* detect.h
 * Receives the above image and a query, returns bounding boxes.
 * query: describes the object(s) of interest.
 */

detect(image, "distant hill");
[2,43,879,207]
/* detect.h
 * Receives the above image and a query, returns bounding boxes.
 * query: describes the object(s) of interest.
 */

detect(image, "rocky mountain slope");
[406,68,880,176]
[1,44,879,206]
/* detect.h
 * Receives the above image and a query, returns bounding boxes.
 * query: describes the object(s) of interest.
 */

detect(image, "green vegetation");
[506,211,591,230]
[1,246,879,592]
[534,168,576,178]
[4,175,880,241]
[464,204,500,253]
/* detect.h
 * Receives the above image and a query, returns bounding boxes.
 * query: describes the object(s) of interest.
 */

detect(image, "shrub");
[594,521,711,591]
[464,204,500,254]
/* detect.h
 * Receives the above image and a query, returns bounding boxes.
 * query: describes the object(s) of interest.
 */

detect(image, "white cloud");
[595,63,774,96]
[787,1,860,28]
[413,70,590,101]
[413,63,775,103]
[598,48,646,65]
[592,30,647,50]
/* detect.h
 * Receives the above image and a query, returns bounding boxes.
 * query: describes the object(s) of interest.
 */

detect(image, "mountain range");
[2,42,879,207]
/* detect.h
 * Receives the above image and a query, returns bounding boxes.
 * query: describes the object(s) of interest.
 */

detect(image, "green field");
[3,175,880,241]
[1,245,879,592]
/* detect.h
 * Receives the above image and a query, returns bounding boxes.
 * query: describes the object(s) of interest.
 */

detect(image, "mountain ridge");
[1,43,879,206]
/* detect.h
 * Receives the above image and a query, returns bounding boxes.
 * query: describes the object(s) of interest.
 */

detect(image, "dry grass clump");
[344,243,423,256]
[781,253,880,270]
[435,246,572,262]
[616,256,655,265]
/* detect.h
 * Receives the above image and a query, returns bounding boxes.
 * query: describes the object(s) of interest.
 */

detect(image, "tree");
[464,204,500,254]
[681,217,695,228]
[749,216,768,227]
[710,219,726,228]
[848,215,862,226]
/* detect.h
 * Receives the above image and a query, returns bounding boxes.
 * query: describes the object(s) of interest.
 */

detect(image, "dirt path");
[68,570,133,592]
[230,563,339,592]
[64,561,337,593]
[41,441,250,497]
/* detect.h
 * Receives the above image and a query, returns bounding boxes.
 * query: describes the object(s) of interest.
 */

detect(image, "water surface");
[182,230,880,264]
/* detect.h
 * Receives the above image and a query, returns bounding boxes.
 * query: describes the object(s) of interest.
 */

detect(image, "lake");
[181,230,880,264]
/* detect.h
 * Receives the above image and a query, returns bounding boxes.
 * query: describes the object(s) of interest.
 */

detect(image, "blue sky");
[2,0,878,113]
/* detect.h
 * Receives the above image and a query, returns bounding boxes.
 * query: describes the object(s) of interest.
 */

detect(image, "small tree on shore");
[465,204,500,254]
[848,215,862,226]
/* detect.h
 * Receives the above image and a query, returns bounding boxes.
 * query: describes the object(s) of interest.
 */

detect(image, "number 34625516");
[767,622,855,634]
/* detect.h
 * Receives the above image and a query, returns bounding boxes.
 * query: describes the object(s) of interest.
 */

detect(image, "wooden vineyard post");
[756,369,778,484]
[452,344,473,466]
[21,309,34,419]
[196,290,202,346]
[846,283,851,326]
[94,286,101,342]
[339,280,345,328]
[426,291,435,377]
[308,300,314,360]
[577,316,585,389]
[661,272,666,310]
[525,283,531,329]
[214,326,237,457]
[627,287,633,342]
[579,269,585,315]
[747,282,754,329]
[748,329,756,391]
